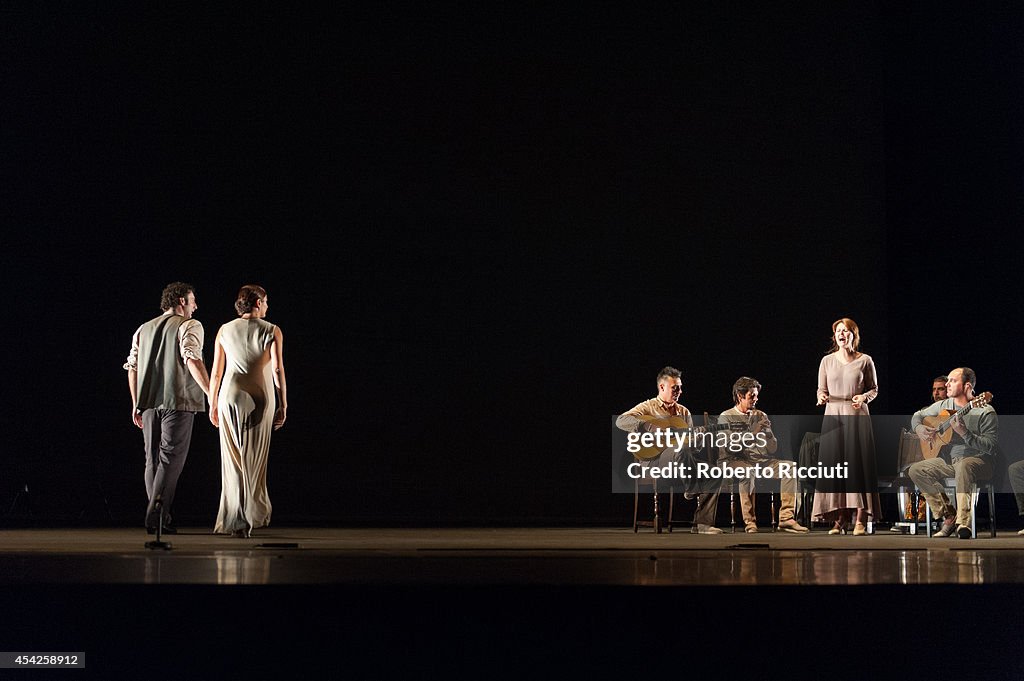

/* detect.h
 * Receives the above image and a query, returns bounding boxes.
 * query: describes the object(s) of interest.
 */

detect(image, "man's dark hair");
[160,282,195,311]
[657,366,681,384]
[732,377,762,405]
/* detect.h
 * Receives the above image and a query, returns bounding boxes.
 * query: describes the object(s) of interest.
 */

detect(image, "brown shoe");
[778,519,809,534]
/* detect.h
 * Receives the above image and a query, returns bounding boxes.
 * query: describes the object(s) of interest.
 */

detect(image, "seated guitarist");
[616,366,724,534]
[718,377,809,534]
[908,367,998,539]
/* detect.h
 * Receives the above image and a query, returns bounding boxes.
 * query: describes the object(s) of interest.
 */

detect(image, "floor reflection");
[5,548,1024,586]
[624,548,1017,585]
[214,553,272,585]
[3,527,1024,586]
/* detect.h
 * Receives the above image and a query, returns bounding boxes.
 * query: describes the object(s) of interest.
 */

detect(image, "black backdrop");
[3,2,1021,526]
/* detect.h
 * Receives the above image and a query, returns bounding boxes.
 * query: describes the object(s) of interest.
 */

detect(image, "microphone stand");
[145,497,172,551]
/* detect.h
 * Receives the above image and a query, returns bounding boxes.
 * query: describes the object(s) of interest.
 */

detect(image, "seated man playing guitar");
[892,375,951,530]
[907,367,997,539]
[718,377,809,534]
[616,366,724,534]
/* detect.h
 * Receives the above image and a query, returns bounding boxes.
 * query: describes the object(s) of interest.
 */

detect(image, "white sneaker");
[934,518,957,538]
[696,524,723,535]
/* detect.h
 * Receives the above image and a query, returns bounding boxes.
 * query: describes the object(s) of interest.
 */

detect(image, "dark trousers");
[141,409,195,525]
[693,491,721,526]
[652,447,723,527]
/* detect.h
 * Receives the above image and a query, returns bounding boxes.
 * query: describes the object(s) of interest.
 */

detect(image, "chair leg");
[989,486,997,538]
[633,478,639,533]
[971,489,978,539]
[912,487,923,532]
[769,491,776,532]
[668,490,674,533]
[800,490,813,528]
[729,486,736,533]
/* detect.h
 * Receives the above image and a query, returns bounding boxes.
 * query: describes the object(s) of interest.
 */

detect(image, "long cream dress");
[811,352,882,521]
[214,318,277,534]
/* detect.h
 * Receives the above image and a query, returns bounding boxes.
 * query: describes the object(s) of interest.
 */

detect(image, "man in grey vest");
[124,282,211,533]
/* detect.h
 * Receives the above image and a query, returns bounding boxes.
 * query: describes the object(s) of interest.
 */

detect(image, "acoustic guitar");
[918,391,994,459]
[632,414,748,461]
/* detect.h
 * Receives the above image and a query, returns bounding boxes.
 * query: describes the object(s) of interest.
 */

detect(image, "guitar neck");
[703,421,746,433]
[937,401,977,434]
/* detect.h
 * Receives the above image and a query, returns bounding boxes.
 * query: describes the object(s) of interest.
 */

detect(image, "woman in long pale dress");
[812,318,881,536]
[209,285,288,537]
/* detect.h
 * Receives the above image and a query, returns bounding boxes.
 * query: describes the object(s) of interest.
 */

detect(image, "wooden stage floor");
[2,527,1022,677]
[2,526,1024,585]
